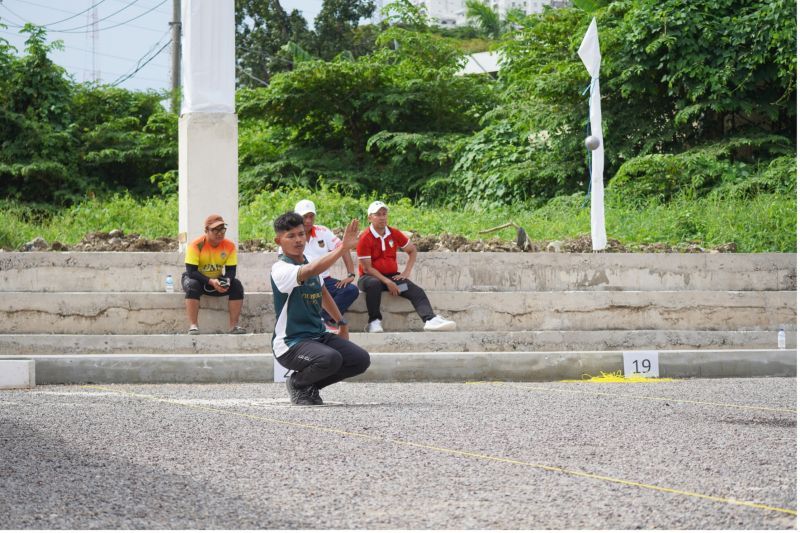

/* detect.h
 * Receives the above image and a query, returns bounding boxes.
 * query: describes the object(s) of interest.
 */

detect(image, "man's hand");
[210,278,229,293]
[341,219,360,250]
[386,279,400,296]
[337,324,349,340]
[335,275,354,288]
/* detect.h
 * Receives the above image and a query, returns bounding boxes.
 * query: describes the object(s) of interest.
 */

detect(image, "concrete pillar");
[178,113,239,248]
[178,0,237,250]
[0,359,35,389]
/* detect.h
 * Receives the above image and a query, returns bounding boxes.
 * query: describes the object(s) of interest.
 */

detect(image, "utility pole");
[170,0,182,113]
[85,2,99,83]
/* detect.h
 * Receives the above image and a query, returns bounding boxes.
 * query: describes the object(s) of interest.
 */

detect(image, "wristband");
[347,272,356,278]
[336,318,349,326]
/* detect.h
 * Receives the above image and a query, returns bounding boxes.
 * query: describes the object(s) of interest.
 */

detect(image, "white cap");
[367,201,388,215]
[294,199,316,216]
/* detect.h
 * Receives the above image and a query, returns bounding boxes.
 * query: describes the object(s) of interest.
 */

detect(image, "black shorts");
[182,273,244,301]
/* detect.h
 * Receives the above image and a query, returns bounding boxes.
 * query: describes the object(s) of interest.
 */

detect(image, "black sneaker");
[286,374,315,406]
[309,385,323,405]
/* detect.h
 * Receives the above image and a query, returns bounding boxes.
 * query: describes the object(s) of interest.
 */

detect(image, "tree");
[465,0,526,39]
[235,26,494,197]
[0,25,79,204]
[465,0,501,39]
[312,0,376,60]
[614,0,796,139]
[0,24,177,204]
[236,0,312,87]
[452,0,796,204]
[381,0,430,30]
[72,86,177,196]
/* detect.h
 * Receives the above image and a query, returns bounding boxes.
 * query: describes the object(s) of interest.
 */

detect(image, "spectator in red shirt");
[356,201,456,333]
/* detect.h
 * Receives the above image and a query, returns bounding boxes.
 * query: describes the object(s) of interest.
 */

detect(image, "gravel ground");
[0,378,795,529]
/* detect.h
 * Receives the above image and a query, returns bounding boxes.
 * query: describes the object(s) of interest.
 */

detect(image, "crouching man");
[271,212,370,406]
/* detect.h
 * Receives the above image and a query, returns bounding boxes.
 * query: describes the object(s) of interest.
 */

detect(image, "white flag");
[577,18,607,251]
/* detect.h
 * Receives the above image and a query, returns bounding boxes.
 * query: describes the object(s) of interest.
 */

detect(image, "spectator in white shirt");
[293,199,359,332]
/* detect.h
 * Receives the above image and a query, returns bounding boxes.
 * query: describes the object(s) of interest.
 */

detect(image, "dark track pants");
[276,333,370,389]
[357,273,435,324]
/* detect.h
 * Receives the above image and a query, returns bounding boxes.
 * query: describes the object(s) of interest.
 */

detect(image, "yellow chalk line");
[82,385,796,517]
[467,381,797,414]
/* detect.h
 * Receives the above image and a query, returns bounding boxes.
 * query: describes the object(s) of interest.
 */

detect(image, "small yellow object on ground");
[561,370,675,383]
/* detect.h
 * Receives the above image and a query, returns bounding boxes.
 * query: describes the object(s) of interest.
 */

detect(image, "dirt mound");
[240,239,277,252]
[14,229,737,253]
[16,230,179,252]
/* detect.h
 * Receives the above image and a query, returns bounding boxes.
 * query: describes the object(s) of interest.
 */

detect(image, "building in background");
[373,0,569,27]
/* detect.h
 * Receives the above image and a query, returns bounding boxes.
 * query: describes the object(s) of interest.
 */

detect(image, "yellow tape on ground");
[467,381,797,414]
[82,385,796,518]
[561,370,675,383]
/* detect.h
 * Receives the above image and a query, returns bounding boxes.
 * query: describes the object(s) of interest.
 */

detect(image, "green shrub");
[608,152,730,203]
[609,135,794,204]
[712,155,797,199]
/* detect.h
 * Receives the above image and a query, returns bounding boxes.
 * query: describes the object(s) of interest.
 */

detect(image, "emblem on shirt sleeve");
[318,240,325,248]
[221,252,227,259]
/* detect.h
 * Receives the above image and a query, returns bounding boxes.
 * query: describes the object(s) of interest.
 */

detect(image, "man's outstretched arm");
[298,219,359,283]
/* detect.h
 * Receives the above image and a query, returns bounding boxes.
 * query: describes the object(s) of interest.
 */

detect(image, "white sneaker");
[424,315,456,331]
[367,319,384,333]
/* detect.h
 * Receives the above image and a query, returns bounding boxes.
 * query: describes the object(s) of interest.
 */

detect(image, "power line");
[0,26,170,70]
[7,0,165,33]
[51,0,167,34]
[0,1,27,27]
[111,40,169,86]
[44,0,109,27]
[9,0,91,16]
[236,45,299,67]
[237,66,269,86]
[61,62,168,82]
[111,35,170,86]
[49,0,142,32]
[0,18,25,29]
[0,27,165,64]
[71,42,169,66]
[107,0,169,16]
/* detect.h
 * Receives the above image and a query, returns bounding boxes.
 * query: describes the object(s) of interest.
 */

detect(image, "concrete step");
[5,349,795,383]
[1,330,794,355]
[2,252,795,292]
[1,291,795,334]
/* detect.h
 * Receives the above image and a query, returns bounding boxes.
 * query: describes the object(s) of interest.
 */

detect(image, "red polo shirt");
[357,225,409,276]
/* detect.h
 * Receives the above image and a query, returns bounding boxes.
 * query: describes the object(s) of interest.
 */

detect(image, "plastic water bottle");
[165,274,175,293]
[777,326,786,350]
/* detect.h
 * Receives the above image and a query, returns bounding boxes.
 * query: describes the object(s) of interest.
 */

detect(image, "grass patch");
[1,187,795,252]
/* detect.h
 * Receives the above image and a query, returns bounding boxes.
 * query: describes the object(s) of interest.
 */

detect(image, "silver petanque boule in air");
[584,135,600,151]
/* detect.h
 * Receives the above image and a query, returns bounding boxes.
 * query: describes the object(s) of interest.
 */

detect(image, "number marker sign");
[623,351,660,378]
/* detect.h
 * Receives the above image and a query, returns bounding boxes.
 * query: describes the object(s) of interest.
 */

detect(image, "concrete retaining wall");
[2,330,794,355]
[16,349,795,384]
[1,290,794,334]
[2,252,795,292]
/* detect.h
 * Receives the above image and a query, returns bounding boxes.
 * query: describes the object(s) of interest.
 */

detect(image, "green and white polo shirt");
[271,254,325,357]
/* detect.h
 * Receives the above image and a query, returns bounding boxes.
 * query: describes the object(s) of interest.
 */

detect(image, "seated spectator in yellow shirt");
[182,214,245,335]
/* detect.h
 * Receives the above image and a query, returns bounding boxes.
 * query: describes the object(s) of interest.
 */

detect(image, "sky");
[0,0,324,92]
